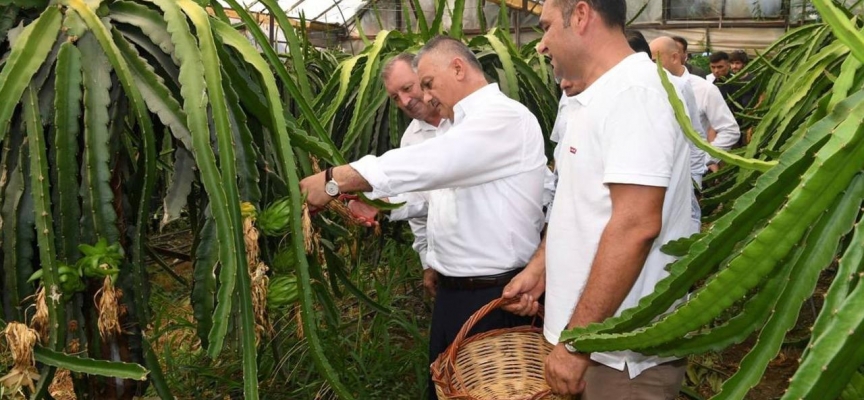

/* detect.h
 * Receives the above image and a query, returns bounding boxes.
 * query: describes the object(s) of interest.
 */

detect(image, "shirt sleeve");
[543,167,557,223]
[602,87,678,188]
[704,84,741,154]
[350,108,544,198]
[388,192,429,221]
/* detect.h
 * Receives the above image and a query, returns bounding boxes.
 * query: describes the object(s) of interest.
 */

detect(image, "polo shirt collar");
[573,52,649,106]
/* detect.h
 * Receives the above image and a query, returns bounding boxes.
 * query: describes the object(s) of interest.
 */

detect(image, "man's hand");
[346,199,380,227]
[423,269,438,297]
[299,171,334,209]
[545,343,591,395]
[501,266,545,317]
[707,163,720,173]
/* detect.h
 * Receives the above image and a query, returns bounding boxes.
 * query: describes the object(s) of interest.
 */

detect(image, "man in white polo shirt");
[300,36,547,399]
[503,0,695,398]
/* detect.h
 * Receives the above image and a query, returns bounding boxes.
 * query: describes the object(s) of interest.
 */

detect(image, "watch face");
[325,181,340,197]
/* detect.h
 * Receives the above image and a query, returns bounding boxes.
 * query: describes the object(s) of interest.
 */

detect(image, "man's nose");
[423,92,433,104]
[536,41,548,55]
[399,92,412,107]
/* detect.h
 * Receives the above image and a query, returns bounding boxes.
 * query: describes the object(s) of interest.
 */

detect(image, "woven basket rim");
[430,298,552,400]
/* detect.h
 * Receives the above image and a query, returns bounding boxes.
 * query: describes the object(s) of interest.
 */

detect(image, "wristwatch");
[324,167,341,198]
[563,341,584,355]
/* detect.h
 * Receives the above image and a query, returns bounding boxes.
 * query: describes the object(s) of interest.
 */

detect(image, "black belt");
[437,268,523,291]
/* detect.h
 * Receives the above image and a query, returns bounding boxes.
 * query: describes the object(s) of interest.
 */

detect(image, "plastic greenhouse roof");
[217,0,369,26]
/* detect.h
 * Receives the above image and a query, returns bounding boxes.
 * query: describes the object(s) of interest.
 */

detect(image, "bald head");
[650,36,685,76]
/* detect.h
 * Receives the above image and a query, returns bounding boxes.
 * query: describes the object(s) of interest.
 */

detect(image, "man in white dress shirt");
[300,36,547,399]
[651,36,741,173]
[502,0,695,397]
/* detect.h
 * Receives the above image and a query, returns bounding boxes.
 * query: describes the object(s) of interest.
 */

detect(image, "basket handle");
[445,297,544,360]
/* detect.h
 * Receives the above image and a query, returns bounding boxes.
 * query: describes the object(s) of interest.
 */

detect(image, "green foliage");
[19,0,864,399]
[0,0,554,398]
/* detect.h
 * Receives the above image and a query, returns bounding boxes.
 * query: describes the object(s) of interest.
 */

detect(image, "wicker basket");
[430,297,572,400]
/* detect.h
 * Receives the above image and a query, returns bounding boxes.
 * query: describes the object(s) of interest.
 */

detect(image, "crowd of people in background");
[671,36,758,143]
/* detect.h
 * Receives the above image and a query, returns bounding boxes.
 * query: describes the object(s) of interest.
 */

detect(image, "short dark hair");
[671,36,688,52]
[555,0,627,29]
[709,51,730,64]
[625,29,650,56]
[414,35,483,72]
[729,50,749,64]
[381,53,415,81]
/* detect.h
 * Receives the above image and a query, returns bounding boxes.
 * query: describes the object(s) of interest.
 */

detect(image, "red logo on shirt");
[569,147,577,154]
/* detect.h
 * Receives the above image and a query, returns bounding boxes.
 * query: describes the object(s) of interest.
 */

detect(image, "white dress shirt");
[388,119,439,269]
[687,69,741,160]
[351,84,547,277]
[545,53,695,378]
[668,71,708,231]
[706,73,716,84]
[668,72,708,182]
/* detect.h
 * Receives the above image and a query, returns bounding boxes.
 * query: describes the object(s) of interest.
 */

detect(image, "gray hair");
[380,52,416,81]
[412,35,483,72]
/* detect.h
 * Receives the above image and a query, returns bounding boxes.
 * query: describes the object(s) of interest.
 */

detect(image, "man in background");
[651,36,740,173]
[709,50,756,132]
[729,50,750,75]
[726,49,757,134]
[707,51,730,84]
[672,36,708,78]
[379,53,444,297]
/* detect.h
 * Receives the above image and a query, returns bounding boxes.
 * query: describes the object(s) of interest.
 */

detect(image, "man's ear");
[452,57,466,81]
[572,1,591,33]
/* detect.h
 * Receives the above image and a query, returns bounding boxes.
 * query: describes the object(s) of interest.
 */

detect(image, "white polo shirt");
[352,84,547,277]
[544,53,695,378]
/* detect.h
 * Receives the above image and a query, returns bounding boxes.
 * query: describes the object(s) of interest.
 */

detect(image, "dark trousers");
[427,284,535,400]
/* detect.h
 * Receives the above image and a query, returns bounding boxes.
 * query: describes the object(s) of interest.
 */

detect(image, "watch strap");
[564,341,583,355]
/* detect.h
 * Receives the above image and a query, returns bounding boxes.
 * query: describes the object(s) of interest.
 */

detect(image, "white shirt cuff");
[418,250,430,270]
[388,194,410,221]
[350,155,392,199]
